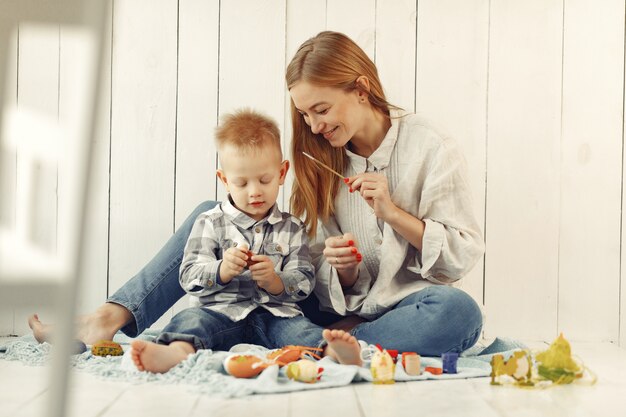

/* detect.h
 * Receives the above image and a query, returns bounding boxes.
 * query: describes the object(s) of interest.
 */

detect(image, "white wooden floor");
[1,339,625,417]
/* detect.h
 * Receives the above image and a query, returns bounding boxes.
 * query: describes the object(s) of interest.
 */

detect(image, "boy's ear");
[279,160,290,185]
[216,170,229,190]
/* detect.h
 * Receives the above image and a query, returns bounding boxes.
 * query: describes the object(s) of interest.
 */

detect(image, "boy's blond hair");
[215,108,282,157]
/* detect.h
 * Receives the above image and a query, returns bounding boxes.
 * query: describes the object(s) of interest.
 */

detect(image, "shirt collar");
[222,195,283,229]
[345,110,402,173]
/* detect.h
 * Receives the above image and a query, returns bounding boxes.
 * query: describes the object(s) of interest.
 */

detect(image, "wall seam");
[482,0,492,308]
[618,0,626,346]
[173,0,180,231]
[106,0,115,298]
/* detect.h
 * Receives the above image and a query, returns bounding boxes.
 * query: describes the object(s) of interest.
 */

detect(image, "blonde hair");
[215,108,282,158]
[286,31,396,237]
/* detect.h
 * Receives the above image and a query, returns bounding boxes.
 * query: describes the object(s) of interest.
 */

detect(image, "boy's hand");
[244,250,260,267]
[219,246,249,283]
[249,255,284,295]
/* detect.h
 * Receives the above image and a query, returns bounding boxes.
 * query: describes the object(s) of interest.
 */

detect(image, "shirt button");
[377,239,383,245]
[255,227,261,233]
[207,280,214,287]
[288,286,296,292]
[276,244,282,252]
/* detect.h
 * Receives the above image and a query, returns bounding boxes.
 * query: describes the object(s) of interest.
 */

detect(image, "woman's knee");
[433,286,483,351]
[193,200,219,216]
[420,286,482,323]
[406,286,483,354]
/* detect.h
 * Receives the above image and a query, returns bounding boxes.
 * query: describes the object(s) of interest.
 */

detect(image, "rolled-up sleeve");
[410,139,485,284]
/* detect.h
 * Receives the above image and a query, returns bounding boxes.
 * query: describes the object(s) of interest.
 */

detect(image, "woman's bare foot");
[130,340,195,373]
[28,314,51,343]
[28,302,132,345]
[323,329,362,366]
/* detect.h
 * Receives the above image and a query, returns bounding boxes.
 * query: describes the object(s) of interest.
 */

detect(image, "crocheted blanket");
[0,332,525,398]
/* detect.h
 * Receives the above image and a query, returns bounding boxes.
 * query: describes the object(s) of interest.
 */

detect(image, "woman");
[30,31,484,357]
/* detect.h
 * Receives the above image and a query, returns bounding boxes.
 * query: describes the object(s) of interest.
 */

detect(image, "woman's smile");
[322,126,338,140]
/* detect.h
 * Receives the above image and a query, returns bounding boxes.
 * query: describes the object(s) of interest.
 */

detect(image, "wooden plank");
[289,386,361,417]
[16,23,59,252]
[473,377,570,417]
[326,0,376,59]
[353,382,415,417]
[102,383,199,417]
[0,26,18,232]
[217,0,287,205]
[415,0,489,308]
[190,394,288,417]
[170,0,220,322]
[175,0,219,227]
[484,0,563,340]
[0,361,52,416]
[57,3,112,319]
[407,379,499,417]
[558,0,623,342]
[375,0,416,112]
[108,0,178,329]
[66,372,129,417]
[13,22,60,336]
[283,0,326,209]
[0,26,18,335]
[622,7,626,350]
[14,369,130,417]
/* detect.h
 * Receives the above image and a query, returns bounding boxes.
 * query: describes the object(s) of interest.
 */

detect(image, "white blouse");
[310,112,485,320]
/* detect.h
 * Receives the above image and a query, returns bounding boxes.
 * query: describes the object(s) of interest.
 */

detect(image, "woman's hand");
[219,246,248,283]
[348,172,427,252]
[323,233,362,288]
[346,172,399,222]
[249,255,284,295]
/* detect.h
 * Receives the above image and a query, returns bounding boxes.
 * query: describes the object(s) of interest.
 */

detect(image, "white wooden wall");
[2,0,625,346]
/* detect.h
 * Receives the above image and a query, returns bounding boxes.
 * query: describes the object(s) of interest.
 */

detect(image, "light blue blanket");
[0,331,526,398]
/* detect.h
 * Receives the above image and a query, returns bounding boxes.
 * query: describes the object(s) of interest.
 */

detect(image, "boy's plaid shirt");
[179,198,315,321]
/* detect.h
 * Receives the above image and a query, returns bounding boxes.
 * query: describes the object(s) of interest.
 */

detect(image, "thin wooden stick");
[302,152,346,179]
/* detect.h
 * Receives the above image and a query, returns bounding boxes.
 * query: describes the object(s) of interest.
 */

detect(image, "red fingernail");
[356,254,362,261]
[351,247,357,254]
[343,178,349,183]
[348,240,354,246]
[349,188,353,193]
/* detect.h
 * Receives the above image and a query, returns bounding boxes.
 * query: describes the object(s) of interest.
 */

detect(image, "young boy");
[130,109,361,373]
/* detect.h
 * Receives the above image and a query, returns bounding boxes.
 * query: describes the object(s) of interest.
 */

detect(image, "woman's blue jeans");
[108,200,482,355]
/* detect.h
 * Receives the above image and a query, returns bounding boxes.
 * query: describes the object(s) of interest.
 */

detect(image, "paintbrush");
[302,151,346,180]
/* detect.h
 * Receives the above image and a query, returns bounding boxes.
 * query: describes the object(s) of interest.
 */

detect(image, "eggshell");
[223,354,265,378]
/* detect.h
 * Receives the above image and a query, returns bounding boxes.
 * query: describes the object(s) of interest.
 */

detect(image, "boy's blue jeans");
[156,307,324,351]
[108,201,483,356]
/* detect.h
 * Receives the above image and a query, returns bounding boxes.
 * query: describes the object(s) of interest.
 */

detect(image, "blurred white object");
[0,2,108,417]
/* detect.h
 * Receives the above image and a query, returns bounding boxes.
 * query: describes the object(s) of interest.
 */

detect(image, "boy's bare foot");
[28,302,132,345]
[323,329,362,366]
[130,340,195,373]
